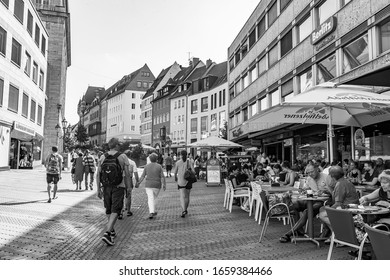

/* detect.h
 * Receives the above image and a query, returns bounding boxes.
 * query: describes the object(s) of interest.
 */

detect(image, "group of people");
[70,149,96,190]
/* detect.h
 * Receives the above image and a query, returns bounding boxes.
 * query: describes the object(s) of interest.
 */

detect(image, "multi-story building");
[140,62,181,146]
[1,0,48,170]
[105,64,155,142]
[228,0,390,163]
[187,60,228,157]
[32,0,71,158]
[151,58,204,153]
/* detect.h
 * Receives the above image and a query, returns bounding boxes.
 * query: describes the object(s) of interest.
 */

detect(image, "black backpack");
[100,152,123,186]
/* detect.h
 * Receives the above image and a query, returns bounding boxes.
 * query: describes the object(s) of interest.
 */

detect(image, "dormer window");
[178,85,181,93]
[184,84,187,91]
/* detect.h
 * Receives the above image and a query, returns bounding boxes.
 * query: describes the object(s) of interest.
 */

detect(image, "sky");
[65,0,260,125]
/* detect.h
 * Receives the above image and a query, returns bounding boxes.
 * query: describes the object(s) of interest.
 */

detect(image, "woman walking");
[74,152,84,190]
[137,153,166,219]
[173,150,195,218]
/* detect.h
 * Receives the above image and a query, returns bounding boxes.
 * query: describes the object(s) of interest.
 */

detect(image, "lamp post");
[62,117,68,152]
[55,123,61,148]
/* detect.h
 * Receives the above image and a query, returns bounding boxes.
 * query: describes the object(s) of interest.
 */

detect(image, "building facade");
[0,0,48,170]
[228,0,390,164]
[32,0,71,158]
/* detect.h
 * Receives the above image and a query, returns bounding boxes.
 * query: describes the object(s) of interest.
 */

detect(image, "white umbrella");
[253,82,390,161]
[187,136,243,152]
[129,144,156,151]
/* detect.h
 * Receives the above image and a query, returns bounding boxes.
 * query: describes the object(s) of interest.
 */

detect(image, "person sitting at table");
[318,166,360,239]
[279,163,332,243]
[374,158,385,175]
[240,164,254,182]
[272,164,286,183]
[228,165,251,211]
[362,161,380,187]
[347,160,361,185]
[253,163,270,182]
[279,161,298,187]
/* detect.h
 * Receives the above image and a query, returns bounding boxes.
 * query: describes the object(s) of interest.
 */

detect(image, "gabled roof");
[80,86,106,106]
[206,61,228,89]
[142,63,178,100]
[170,66,207,99]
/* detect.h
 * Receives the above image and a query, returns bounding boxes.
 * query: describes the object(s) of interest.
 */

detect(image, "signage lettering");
[311,17,337,45]
[14,122,35,135]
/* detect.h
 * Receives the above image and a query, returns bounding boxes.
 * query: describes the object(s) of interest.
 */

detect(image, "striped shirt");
[83,154,95,168]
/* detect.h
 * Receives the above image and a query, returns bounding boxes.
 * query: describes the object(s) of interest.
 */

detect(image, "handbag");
[184,161,197,183]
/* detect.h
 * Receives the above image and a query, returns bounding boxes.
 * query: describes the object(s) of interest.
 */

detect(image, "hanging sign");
[354,128,365,146]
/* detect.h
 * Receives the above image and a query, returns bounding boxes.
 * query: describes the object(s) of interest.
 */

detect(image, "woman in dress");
[137,153,166,219]
[347,160,361,185]
[73,152,84,190]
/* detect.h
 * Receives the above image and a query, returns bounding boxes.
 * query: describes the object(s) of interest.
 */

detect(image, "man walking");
[96,138,132,246]
[165,153,173,177]
[83,149,96,190]
[122,150,139,217]
[44,146,63,203]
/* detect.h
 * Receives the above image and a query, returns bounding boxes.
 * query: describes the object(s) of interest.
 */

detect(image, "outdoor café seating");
[226,179,251,213]
[364,224,390,260]
[223,179,231,210]
[249,181,264,224]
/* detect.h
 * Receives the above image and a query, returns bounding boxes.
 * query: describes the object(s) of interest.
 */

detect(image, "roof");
[170,66,207,99]
[80,86,105,106]
[143,63,178,99]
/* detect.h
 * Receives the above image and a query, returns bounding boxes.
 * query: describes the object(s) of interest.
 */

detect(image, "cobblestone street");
[0,167,351,260]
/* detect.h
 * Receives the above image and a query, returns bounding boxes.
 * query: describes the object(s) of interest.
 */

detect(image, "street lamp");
[62,118,68,152]
[55,123,61,147]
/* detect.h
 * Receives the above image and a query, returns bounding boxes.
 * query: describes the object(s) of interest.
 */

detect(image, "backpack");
[100,152,123,187]
[47,154,60,173]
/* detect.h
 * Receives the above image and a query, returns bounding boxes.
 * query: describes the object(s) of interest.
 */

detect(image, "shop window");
[191,118,197,133]
[249,28,256,49]
[14,0,24,24]
[0,26,6,56]
[22,92,28,117]
[298,68,313,93]
[257,16,266,39]
[11,38,22,67]
[211,114,217,131]
[37,105,42,125]
[249,102,258,117]
[281,30,292,57]
[201,116,208,132]
[268,2,278,27]
[191,99,197,114]
[27,10,33,36]
[281,79,293,102]
[342,33,369,74]
[317,53,336,84]
[258,55,267,76]
[297,14,312,43]
[24,52,31,76]
[0,78,3,107]
[380,19,390,54]
[317,0,338,26]
[30,99,36,122]
[201,97,208,112]
[268,44,278,68]
[8,84,19,113]
[270,89,280,107]
[34,24,40,47]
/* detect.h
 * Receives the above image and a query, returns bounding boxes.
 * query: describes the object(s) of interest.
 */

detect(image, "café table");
[354,185,378,197]
[292,195,329,247]
[260,185,295,195]
[346,205,390,216]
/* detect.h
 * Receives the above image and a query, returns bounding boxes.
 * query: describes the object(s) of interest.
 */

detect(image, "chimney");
[206,59,212,68]
[192,57,199,67]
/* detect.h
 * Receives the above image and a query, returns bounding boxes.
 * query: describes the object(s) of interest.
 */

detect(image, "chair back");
[250,182,261,198]
[325,207,359,245]
[365,224,390,260]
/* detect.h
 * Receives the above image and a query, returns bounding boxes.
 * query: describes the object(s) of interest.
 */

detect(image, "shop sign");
[284,138,293,146]
[232,128,243,137]
[284,107,328,121]
[311,16,337,45]
[354,128,365,146]
[14,122,34,136]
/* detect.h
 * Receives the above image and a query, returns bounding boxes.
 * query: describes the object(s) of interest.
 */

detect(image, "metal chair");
[249,182,264,224]
[223,179,231,209]
[227,180,251,213]
[364,224,390,260]
[325,207,369,260]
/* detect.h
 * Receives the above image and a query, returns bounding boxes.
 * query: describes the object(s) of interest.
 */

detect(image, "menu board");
[207,158,221,186]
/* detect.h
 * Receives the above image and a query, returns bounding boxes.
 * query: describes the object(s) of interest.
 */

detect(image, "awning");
[344,64,390,87]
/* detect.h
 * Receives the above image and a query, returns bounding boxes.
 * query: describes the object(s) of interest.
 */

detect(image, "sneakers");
[102,232,115,246]
[110,229,117,238]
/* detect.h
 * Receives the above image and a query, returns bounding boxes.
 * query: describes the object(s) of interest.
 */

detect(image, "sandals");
[279,234,291,243]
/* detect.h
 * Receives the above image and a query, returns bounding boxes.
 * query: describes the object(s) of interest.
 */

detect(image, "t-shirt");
[45,153,63,175]
[306,172,330,192]
[173,159,194,186]
[98,151,129,188]
[165,156,173,166]
[127,158,136,186]
[332,178,359,207]
[141,162,164,189]
[364,169,380,186]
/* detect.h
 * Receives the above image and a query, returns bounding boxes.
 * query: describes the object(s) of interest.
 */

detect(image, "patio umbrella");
[253,82,390,161]
[245,147,259,151]
[129,144,156,151]
[187,136,243,152]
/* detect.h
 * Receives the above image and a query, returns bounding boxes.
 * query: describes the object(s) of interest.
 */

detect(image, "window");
[39,70,44,89]
[257,16,266,39]
[41,36,46,55]
[174,101,177,109]
[137,81,141,88]
[250,102,258,117]
[249,64,258,83]
[190,118,197,133]
[143,82,148,88]
[37,105,42,125]
[298,68,313,93]
[260,96,268,111]
[211,114,217,131]
[317,0,338,26]
[243,73,249,89]
[211,94,213,109]
[14,0,24,23]
[1,0,9,8]
[30,99,36,122]
[281,30,292,57]
[297,15,312,43]
[22,92,28,117]
[342,33,369,73]
[27,10,33,35]
[235,80,241,95]
[131,114,135,120]
[201,116,208,132]
[229,86,235,100]
[0,79,3,107]
[131,103,135,109]
[222,89,226,106]
[0,26,6,55]
[131,126,135,131]
[178,100,181,108]
[11,38,22,66]
[132,92,135,98]
[380,19,390,54]
[178,115,181,123]
[24,52,31,76]
[281,79,294,102]
[32,62,38,83]
[201,97,208,112]
[317,53,336,84]
[8,84,19,112]
[268,44,278,67]
[243,108,248,122]
[229,58,235,71]
[270,89,280,107]
[258,55,267,76]
[249,28,256,48]
[181,99,184,107]
[219,111,226,129]
[35,24,40,46]
[280,0,292,11]
[235,50,240,64]
[268,2,278,27]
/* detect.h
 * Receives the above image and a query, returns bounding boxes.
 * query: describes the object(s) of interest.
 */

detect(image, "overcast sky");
[65,0,260,125]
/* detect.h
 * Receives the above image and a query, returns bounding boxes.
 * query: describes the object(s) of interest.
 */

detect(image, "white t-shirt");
[127,158,137,186]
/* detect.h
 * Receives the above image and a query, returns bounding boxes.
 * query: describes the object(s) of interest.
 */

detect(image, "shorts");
[103,185,125,215]
[178,181,192,190]
[46,174,59,184]
[166,165,172,171]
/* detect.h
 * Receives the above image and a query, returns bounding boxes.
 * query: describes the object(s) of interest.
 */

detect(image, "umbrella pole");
[328,106,334,163]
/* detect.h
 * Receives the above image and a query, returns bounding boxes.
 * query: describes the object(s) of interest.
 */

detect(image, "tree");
[75,124,89,145]
[219,120,228,139]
